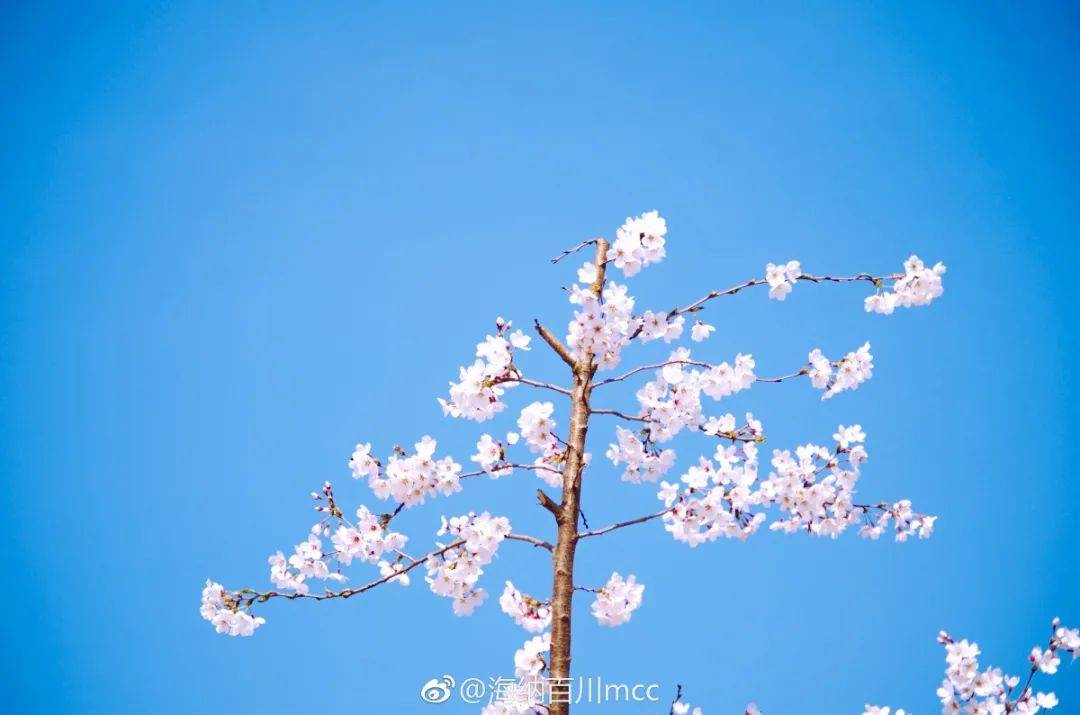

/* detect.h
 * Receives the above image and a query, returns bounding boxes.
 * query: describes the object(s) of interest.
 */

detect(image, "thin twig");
[551,239,598,264]
[459,463,563,480]
[578,507,674,539]
[507,463,564,475]
[506,533,555,551]
[662,271,898,322]
[594,360,715,387]
[668,684,683,715]
[755,368,809,383]
[594,359,809,388]
[589,408,648,422]
[499,376,573,396]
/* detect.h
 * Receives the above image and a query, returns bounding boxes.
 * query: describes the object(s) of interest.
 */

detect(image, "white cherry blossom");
[471,433,511,476]
[807,343,873,399]
[930,620,1078,715]
[199,579,265,637]
[499,581,552,633]
[377,559,410,586]
[577,260,599,285]
[611,210,667,277]
[348,442,380,480]
[765,260,801,301]
[591,572,644,627]
[654,424,933,545]
[566,279,636,370]
[426,512,511,615]
[363,436,463,507]
[440,322,531,422]
[690,321,715,342]
[516,401,565,486]
[606,426,676,484]
[865,255,946,314]
[331,505,407,566]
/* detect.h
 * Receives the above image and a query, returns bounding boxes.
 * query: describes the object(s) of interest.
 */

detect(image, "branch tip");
[536,488,562,518]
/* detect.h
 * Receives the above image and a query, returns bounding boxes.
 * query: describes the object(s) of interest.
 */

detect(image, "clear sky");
[2,2,1078,714]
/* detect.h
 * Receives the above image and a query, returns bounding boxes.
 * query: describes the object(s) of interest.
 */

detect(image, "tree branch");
[589,407,647,422]
[594,359,809,388]
[533,319,575,368]
[506,533,555,551]
[755,367,809,383]
[459,463,563,480]
[497,375,573,396]
[241,540,465,603]
[663,271,898,321]
[578,507,673,539]
[536,488,562,517]
[588,409,766,443]
[594,360,715,387]
[551,238,598,264]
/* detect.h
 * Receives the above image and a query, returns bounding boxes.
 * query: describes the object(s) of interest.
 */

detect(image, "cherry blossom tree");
[673,617,1080,715]
[199,211,1072,713]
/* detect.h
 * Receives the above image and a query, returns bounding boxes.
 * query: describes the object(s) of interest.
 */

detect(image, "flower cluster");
[499,581,552,633]
[348,442,380,481]
[476,634,552,715]
[673,696,902,715]
[268,535,332,593]
[361,436,462,507]
[656,425,934,545]
[633,349,756,443]
[764,430,932,539]
[426,512,511,616]
[698,353,757,399]
[517,402,565,487]
[267,550,309,593]
[377,559,410,586]
[471,433,505,473]
[657,441,767,546]
[591,572,645,627]
[701,412,763,442]
[933,621,1077,715]
[673,620,1077,715]
[440,320,531,422]
[199,579,265,637]
[330,505,408,566]
[636,310,685,343]
[857,498,937,542]
[765,260,802,301]
[514,632,551,679]
[268,496,409,597]
[672,698,766,715]
[606,425,676,484]
[566,277,637,370]
[807,343,874,399]
[865,255,946,314]
[611,210,667,277]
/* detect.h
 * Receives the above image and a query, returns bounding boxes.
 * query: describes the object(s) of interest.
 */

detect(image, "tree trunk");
[547,239,607,715]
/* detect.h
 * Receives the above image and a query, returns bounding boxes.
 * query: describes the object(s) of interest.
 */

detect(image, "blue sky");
[2,2,1078,713]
